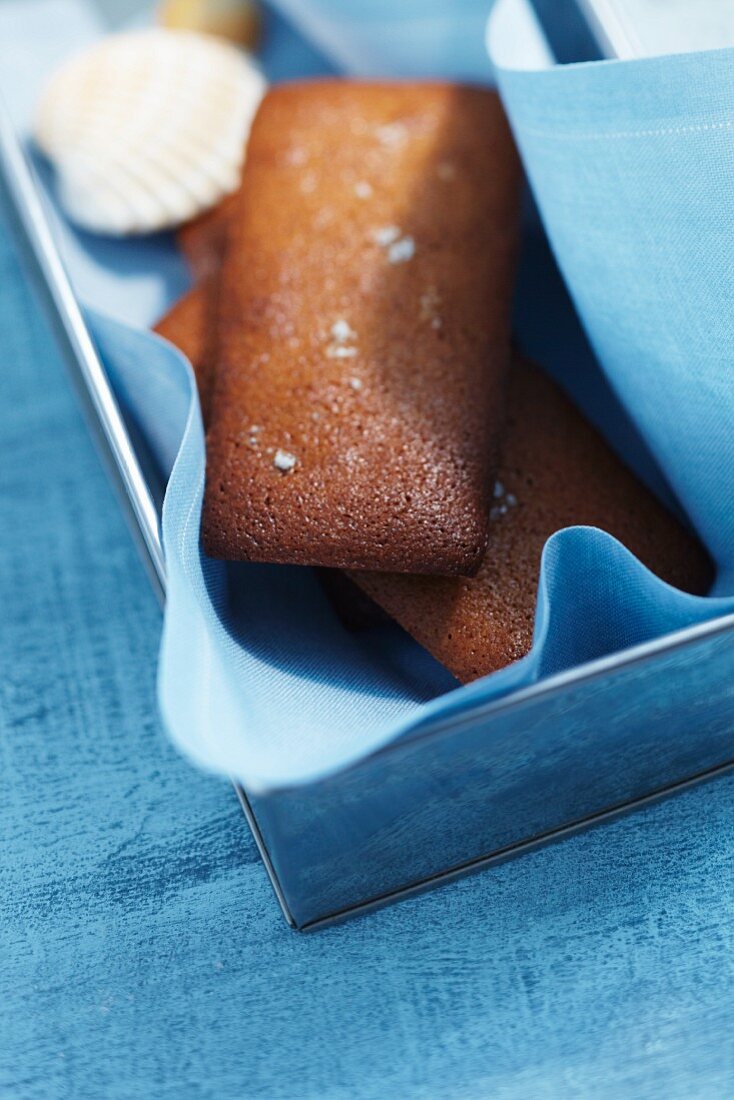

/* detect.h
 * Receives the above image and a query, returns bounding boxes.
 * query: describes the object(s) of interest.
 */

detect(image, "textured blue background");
[2,153,734,1100]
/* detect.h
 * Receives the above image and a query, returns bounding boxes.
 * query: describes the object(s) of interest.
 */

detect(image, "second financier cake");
[156,286,712,683]
[201,81,521,575]
[350,358,712,681]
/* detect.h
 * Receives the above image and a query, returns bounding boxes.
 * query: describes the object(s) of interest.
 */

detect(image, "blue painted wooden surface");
[2,218,734,1100]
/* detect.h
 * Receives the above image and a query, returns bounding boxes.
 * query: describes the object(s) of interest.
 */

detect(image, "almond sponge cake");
[350,358,713,682]
[154,287,711,679]
[178,190,239,281]
[202,81,522,574]
[154,282,217,418]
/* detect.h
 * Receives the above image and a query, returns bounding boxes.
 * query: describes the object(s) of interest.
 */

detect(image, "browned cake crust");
[154,283,218,418]
[177,191,239,281]
[202,80,521,574]
[350,358,713,682]
[153,285,711,679]
[155,283,389,628]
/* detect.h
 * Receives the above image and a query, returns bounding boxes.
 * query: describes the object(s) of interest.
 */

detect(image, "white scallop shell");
[35,29,266,236]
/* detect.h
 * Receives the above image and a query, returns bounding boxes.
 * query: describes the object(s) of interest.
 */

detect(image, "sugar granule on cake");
[387,236,415,264]
[273,449,297,473]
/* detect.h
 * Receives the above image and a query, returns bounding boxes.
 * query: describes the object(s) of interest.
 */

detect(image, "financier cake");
[155,287,711,683]
[155,281,219,419]
[201,81,522,575]
[349,358,713,682]
[178,190,239,281]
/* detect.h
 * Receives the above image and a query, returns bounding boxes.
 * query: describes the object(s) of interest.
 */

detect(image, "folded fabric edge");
[488,0,734,128]
[84,319,733,793]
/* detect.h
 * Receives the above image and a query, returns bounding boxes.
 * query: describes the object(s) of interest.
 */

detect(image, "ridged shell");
[35,29,266,235]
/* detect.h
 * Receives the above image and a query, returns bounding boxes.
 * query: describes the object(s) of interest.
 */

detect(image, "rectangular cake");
[155,282,218,420]
[200,81,521,575]
[156,284,711,683]
[350,357,712,681]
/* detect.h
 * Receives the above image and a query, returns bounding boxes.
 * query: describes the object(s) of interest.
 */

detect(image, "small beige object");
[330,319,356,343]
[273,449,297,473]
[372,225,401,247]
[387,235,415,264]
[159,0,262,49]
[326,345,357,359]
[34,29,266,236]
[437,160,457,181]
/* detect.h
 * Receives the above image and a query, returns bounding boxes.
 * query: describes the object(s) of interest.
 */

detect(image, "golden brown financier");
[200,80,522,575]
[156,290,711,681]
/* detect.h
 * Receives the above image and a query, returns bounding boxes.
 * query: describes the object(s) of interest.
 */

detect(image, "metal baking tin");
[3,97,734,932]
[576,0,734,61]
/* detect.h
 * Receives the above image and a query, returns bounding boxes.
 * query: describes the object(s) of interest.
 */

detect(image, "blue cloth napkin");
[12,0,734,790]
[491,0,734,592]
